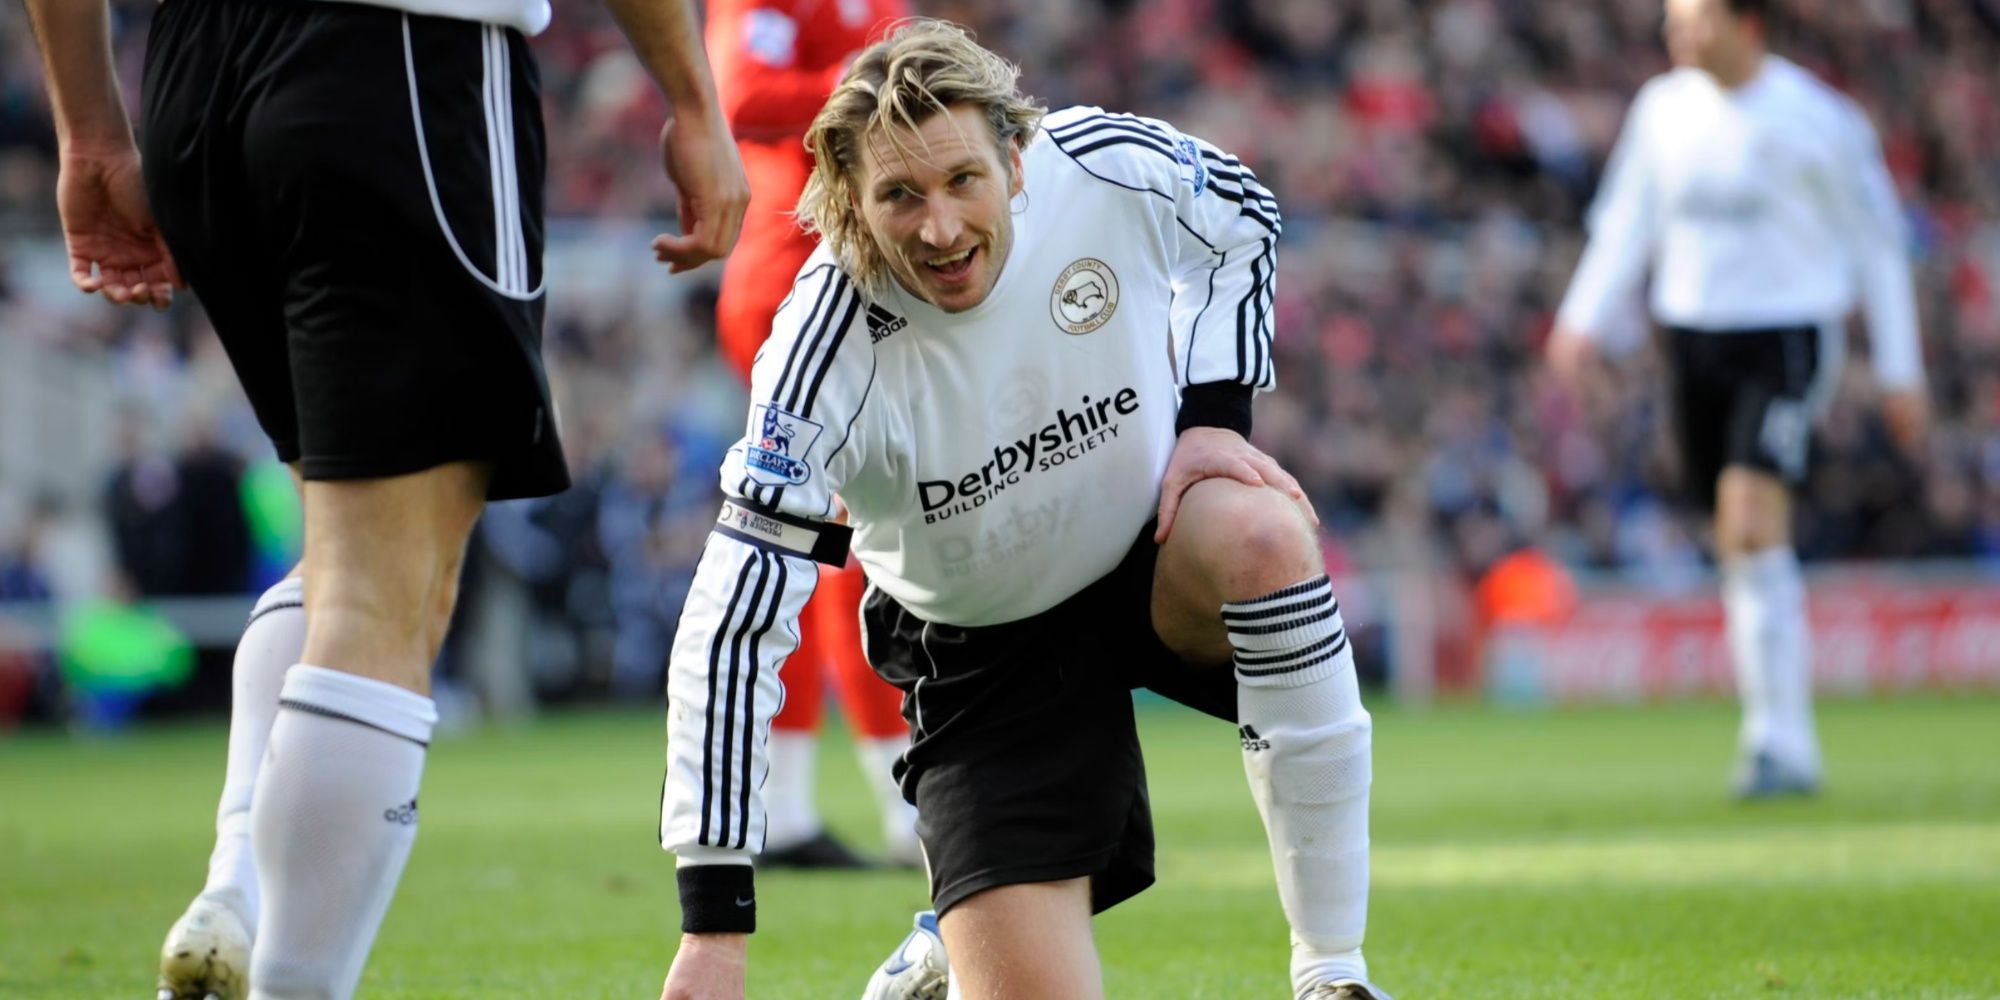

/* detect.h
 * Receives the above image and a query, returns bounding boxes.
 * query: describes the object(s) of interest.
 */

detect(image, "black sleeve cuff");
[1175,381,1255,437]
[678,865,756,933]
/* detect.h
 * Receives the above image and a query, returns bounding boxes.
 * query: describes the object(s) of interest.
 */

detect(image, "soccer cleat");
[760,828,877,870]
[1302,979,1393,1000]
[1732,750,1820,800]
[860,910,948,1000]
[156,896,251,1000]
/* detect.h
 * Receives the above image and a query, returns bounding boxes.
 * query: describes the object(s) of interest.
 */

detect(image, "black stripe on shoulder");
[1049,115,1178,156]
[1049,110,1175,144]
[795,289,863,416]
[772,266,846,413]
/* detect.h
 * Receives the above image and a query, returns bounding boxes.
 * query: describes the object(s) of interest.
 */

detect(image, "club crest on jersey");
[1173,136,1209,197]
[1051,258,1119,335]
[744,404,823,486]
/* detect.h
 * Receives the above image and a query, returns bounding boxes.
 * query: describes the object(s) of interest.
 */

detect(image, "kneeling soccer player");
[657,19,1390,1000]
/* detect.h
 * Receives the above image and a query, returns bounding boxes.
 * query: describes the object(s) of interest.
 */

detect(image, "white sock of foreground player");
[249,665,436,1000]
[1227,576,1372,995]
[1722,547,1818,772]
[198,577,307,930]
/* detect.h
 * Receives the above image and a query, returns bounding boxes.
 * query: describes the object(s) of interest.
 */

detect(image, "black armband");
[678,864,757,934]
[713,499,852,567]
[1175,381,1255,437]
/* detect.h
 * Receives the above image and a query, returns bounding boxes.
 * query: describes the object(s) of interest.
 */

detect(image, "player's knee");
[1715,467,1791,556]
[1175,479,1319,590]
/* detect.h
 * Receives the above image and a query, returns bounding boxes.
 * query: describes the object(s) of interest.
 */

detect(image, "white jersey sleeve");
[661,260,877,881]
[1044,108,1283,391]
[1827,101,1923,389]
[1557,78,1663,343]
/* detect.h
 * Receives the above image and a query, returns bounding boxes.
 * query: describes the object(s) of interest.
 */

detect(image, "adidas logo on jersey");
[1239,725,1271,752]
[867,304,908,343]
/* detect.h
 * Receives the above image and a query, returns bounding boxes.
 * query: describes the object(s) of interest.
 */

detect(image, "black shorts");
[140,0,567,501]
[861,529,1237,917]
[1666,322,1841,511]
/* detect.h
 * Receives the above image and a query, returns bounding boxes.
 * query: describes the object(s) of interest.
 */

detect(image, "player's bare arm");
[602,0,751,272]
[22,0,182,309]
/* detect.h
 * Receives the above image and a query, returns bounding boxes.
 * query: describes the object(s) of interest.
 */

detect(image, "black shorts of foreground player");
[657,20,1389,1000]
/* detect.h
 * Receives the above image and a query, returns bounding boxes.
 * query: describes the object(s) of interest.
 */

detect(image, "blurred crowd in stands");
[1,0,1996,713]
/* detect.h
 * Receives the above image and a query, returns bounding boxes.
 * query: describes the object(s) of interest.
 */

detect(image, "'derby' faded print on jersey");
[744,404,825,486]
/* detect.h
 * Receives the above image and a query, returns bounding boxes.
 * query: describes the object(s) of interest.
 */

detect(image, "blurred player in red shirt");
[707,0,915,868]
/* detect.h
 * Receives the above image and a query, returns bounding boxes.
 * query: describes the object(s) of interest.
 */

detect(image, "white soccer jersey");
[1557,56,1923,388]
[661,106,1280,864]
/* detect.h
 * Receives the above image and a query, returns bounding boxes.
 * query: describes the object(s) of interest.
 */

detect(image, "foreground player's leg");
[935,880,1100,1000]
[1229,581,1377,996]
[248,462,485,999]
[157,574,307,1000]
[1716,467,1818,797]
[1155,479,1382,999]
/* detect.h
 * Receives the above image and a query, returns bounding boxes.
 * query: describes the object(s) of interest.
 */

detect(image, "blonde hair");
[797,19,1045,295]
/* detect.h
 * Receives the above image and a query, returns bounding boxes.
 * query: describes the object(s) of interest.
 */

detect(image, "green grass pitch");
[3,694,1996,998]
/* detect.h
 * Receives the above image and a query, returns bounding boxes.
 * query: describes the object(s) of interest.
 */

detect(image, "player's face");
[855,104,1024,313]
[1663,0,1743,74]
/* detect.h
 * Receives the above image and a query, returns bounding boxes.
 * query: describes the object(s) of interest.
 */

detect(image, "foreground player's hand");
[1155,427,1316,542]
[651,113,750,273]
[1880,387,1930,461]
[661,932,747,1000]
[1544,325,1599,385]
[57,148,183,309]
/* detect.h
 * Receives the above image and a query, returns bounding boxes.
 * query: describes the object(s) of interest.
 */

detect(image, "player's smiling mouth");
[923,245,978,279]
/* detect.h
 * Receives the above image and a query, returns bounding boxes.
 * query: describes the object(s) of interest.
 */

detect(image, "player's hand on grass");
[1880,387,1930,461]
[661,932,747,1000]
[1154,426,1316,542]
[651,112,750,273]
[57,147,183,309]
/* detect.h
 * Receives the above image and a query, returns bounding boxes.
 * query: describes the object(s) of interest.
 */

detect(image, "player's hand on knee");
[651,114,751,274]
[1155,427,1315,542]
[661,932,748,1000]
[56,149,185,310]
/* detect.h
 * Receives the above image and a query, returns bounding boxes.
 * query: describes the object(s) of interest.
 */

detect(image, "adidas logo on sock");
[1239,725,1271,752]
[382,798,419,825]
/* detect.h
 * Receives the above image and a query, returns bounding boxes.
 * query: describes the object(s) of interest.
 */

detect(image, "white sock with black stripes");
[1226,576,1373,996]
[199,577,307,931]
[249,665,436,1000]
